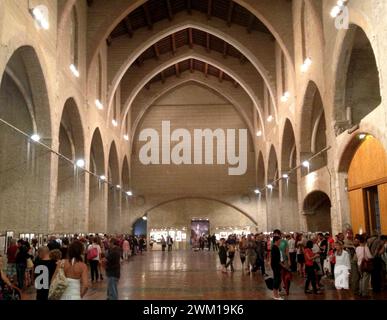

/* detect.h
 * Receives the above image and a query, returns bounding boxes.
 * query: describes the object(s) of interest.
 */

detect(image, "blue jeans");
[107,277,119,300]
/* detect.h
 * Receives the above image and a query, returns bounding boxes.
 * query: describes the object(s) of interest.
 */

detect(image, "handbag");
[26,258,34,269]
[48,260,68,300]
[360,247,373,273]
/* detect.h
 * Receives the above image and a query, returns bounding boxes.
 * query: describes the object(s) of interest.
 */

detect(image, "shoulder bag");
[48,260,68,300]
[360,247,374,273]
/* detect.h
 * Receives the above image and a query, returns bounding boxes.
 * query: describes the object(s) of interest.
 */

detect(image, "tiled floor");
[24,250,387,300]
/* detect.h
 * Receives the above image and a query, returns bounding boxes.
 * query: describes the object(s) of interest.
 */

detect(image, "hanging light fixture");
[30,134,41,142]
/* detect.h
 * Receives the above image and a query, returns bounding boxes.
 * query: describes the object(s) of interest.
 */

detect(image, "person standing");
[87,237,101,283]
[105,238,121,300]
[356,235,373,297]
[6,239,18,283]
[225,244,235,272]
[33,246,57,300]
[218,238,227,273]
[161,236,166,252]
[212,234,217,251]
[288,234,297,272]
[271,236,284,300]
[246,235,257,274]
[239,236,247,272]
[334,241,351,290]
[122,238,130,261]
[15,240,32,290]
[59,240,89,300]
[167,236,173,251]
[304,240,321,294]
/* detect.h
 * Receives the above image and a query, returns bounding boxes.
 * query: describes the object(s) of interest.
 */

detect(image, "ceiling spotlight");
[330,5,341,18]
[76,159,85,168]
[30,134,41,142]
[69,64,79,77]
[267,184,273,190]
[116,185,121,189]
[254,189,261,194]
[281,91,290,102]
[256,130,262,137]
[126,191,133,196]
[267,115,273,123]
[100,175,106,181]
[112,119,118,127]
[282,173,289,179]
[31,5,49,30]
[300,58,312,73]
[302,160,310,168]
[123,134,129,141]
[95,99,103,110]
[358,133,366,140]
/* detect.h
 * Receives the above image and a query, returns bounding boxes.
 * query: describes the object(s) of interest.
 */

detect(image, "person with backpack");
[87,237,101,283]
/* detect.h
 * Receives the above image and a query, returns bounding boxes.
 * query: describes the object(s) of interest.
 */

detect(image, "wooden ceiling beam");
[233,80,239,88]
[190,59,194,73]
[153,43,160,60]
[175,63,180,77]
[171,33,177,54]
[143,3,153,30]
[227,0,234,27]
[223,41,228,58]
[160,71,165,83]
[145,82,151,90]
[240,53,247,64]
[188,28,193,49]
[219,70,224,82]
[136,56,144,67]
[166,0,173,21]
[206,33,211,52]
[207,0,213,20]
[204,63,209,77]
[187,0,192,15]
[123,17,133,38]
[247,14,255,33]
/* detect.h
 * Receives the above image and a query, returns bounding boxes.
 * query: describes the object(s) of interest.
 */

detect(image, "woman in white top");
[334,241,351,289]
[58,240,89,300]
[355,235,373,297]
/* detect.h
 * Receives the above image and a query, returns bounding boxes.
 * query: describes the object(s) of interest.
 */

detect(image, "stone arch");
[118,50,267,137]
[107,141,121,233]
[281,119,299,231]
[106,16,277,113]
[130,76,258,153]
[0,46,52,234]
[87,0,294,82]
[55,98,86,233]
[300,80,327,174]
[88,128,106,232]
[333,24,381,128]
[144,196,257,225]
[303,191,332,232]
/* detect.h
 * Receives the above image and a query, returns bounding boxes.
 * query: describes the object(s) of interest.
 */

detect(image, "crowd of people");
[0,234,147,300]
[217,229,387,300]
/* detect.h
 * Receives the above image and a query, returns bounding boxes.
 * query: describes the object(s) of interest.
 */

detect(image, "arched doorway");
[56,98,85,233]
[303,191,332,232]
[0,46,52,235]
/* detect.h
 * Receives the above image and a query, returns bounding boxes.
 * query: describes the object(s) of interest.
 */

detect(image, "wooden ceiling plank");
[204,63,209,77]
[190,59,194,73]
[188,28,193,49]
[227,0,234,27]
[153,43,160,60]
[206,33,211,52]
[219,70,224,82]
[143,3,153,30]
[207,0,213,20]
[223,41,228,58]
[171,33,177,54]
[175,63,180,77]
[166,0,173,21]
[123,17,133,38]
[187,0,192,15]
[247,13,255,33]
